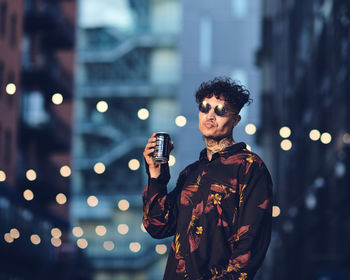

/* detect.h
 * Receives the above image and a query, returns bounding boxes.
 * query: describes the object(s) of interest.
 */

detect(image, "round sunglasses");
[198,101,235,117]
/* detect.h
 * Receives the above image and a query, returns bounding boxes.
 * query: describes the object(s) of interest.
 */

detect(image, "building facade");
[177,0,264,165]
[0,0,22,188]
[177,1,273,279]
[72,0,182,279]
[0,0,90,279]
[257,0,350,279]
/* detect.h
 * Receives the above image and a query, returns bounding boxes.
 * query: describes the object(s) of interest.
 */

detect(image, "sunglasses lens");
[199,102,210,113]
[214,104,226,116]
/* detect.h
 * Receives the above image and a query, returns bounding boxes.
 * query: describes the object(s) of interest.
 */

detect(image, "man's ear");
[234,115,241,126]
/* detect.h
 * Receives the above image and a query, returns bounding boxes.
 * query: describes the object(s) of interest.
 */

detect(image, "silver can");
[153,132,170,163]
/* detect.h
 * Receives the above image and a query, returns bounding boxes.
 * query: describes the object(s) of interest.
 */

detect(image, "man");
[143,77,273,280]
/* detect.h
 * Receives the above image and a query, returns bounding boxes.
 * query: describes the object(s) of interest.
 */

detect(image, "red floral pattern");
[142,143,273,280]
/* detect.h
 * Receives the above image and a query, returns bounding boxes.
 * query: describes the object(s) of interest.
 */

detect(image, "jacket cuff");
[145,159,170,185]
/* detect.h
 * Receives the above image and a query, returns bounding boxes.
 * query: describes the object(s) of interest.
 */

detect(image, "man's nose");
[206,108,216,119]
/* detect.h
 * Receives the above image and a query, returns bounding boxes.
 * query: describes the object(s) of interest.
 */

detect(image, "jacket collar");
[199,142,247,162]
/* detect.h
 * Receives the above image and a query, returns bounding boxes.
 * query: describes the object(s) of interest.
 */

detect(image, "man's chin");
[203,134,225,141]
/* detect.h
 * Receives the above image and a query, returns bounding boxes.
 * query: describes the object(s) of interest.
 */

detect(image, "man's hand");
[143,133,173,179]
[143,133,161,178]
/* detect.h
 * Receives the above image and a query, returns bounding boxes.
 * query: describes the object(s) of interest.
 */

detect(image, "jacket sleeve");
[210,161,273,280]
[142,163,189,239]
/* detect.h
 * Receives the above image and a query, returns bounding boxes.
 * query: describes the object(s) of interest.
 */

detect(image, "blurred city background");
[0,0,349,279]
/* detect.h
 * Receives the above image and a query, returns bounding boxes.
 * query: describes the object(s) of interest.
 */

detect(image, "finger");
[149,133,156,141]
[145,142,156,151]
[143,148,153,157]
[147,137,156,144]
[145,135,157,153]
[144,141,157,156]
[144,147,154,157]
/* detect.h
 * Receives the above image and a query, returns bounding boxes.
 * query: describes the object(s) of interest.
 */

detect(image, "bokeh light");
[245,123,257,135]
[87,195,99,207]
[279,126,291,138]
[272,206,281,217]
[155,244,167,255]
[26,169,37,181]
[118,199,130,211]
[77,238,88,249]
[129,242,141,253]
[95,225,107,236]
[23,189,34,201]
[51,237,62,247]
[343,133,350,144]
[305,193,317,210]
[175,115,187,127]
[30,234,41,245]
[4,233,14,243]
[309,129,321,141]
[280,139,292,151]
[52,93,63,105]
[128,159,140,171]
[0,170,6,182]
[56,193,67,205]
[104,241,115,251]
[6,83,16,95]
[169,155,176,166]
[94,162,106,174]
[96,101,108,113]
[60,165,71,177]
[137,108,149,120]
[320,132,332,144]
[140,223,147,233]
[117,224,129,235]
[72,226,84,238]
[10,228,20,239]
[51,228,62,238]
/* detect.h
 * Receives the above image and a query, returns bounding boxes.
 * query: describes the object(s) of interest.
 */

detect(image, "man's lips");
[203,121,216,128]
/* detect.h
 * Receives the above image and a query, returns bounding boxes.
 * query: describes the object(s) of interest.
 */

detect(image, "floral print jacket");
[142,143,273,280]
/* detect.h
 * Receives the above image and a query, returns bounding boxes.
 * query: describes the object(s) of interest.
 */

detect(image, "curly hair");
[195,77,252,113]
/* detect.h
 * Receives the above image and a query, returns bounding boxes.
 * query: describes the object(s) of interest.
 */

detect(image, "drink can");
[153,132,170,163]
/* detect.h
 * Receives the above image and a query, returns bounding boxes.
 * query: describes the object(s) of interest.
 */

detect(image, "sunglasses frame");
[198,101,235,117]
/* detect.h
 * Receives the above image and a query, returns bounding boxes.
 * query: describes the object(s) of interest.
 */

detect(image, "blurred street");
[0,0,349,279]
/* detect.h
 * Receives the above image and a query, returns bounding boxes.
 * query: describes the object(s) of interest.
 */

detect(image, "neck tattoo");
[205,136,235,161]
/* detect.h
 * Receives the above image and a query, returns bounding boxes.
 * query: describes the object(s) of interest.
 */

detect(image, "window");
[199,17,212,71]
[0,3,7,37]
[150,49,180,84]
[22,91,49,127]
[151,0,181,34]
[231,0,248,19]
[10,14,17,46]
